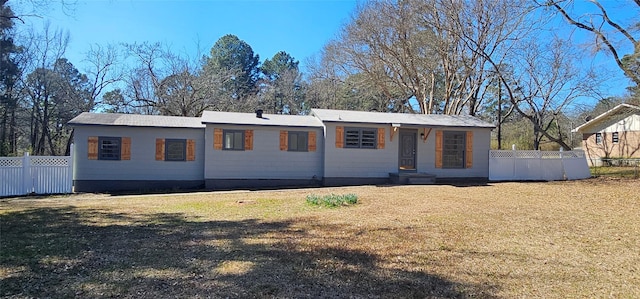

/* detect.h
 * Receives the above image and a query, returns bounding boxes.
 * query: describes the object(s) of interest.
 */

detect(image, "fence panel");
[561,151,591,180]
[489,150,590,181]
[487,151,516,181]
[0,157,25,197]
[0,154,72,197]
[514,151,543,180]
[30,156,73,194]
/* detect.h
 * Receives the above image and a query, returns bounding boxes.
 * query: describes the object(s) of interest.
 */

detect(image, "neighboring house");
[572,103,640,166]
[69,108,495,192]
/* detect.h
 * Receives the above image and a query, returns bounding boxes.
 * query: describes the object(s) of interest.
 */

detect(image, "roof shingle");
[68,112,205,128]
[200,111,323,127]
[310,109,495,128]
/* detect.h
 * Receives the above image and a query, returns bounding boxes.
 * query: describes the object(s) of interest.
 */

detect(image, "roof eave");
[572,103,640,133]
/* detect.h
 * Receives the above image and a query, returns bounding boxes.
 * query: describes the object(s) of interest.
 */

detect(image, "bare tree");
[503,38,598,150]
[121,42,239,116]
[540,0,640,87]
[83,43,122,109]
[319,0,532,115]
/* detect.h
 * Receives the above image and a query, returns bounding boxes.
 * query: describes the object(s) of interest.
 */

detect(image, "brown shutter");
[244,130,253,150]
[214,128,223,150]
[186,139,196,161]
[308,131,317,152]
[466,131,473,168]
[335,126,344,148]
[121,137,131,160]
[377,128,385,149]
[280,130,288,151]
[88,136,98,160]
[155,138,165,161]
[435,130,443,168]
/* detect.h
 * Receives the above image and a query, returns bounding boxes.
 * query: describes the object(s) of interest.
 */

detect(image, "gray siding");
[73,126,205,182]
[323,123,397,178]
[323,123,491,179]
[416,128,491,178]
[204,125,324,180]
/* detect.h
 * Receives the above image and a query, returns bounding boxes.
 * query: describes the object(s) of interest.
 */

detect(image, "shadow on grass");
[1,207,499,298]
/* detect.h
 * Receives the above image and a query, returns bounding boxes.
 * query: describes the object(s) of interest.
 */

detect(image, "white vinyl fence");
[489,150,591,181]
[0,153,73,197]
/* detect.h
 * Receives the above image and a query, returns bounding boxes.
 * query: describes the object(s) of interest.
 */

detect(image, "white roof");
[311,109,495,128]
[572,103,640,133]
[201,111,324,127]
[68,112,205,128]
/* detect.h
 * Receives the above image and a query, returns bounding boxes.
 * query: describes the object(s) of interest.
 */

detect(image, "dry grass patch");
[1,178,639,298]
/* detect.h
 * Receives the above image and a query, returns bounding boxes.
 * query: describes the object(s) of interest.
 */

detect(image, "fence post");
[559,148,566,180]
[69,144,74,193]
[512,144,517,180]
[22,152,31,194]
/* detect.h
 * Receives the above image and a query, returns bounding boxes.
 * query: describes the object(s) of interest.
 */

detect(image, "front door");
[399,130,416,170]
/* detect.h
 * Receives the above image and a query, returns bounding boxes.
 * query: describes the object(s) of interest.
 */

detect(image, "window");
[98,137,121,160]
[344,127,377,149]
[165,139,186,161]
[224,130,244,150]
[612,132,619,144]
[595,133,602,144]
[288,131,308,152]
[442,131,465,168]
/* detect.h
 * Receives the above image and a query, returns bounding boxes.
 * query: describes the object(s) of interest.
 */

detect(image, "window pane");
[99,137,121,160]
[289,133,299,151]
[288,131,308,151]
[232,132,243,149]
[345,129,360,147]
[223,130,244,150]
[361,130,376,148]
[224,132,233,149]
[297,133,307,151]
[442,132,465,168]
[166,139,185,161]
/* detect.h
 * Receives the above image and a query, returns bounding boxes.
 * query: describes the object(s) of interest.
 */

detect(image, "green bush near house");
[306,193,358,207]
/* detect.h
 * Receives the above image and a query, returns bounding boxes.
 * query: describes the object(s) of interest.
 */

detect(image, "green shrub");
[306,193,358,207]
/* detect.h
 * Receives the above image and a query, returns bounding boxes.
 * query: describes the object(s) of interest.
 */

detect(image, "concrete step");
[407,176,436,185]
[389,172,437,185]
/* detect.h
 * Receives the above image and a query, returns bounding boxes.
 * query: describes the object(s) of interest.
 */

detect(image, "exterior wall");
[323,123,398,184]
[204,125,324,189]
[589,113,640,132]
[73,125,205,192]
[323,122,492,183]
[416,128,491,179]
[582,130,640,166]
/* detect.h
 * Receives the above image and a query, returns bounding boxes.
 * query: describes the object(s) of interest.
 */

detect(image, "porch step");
[389,173,437,185]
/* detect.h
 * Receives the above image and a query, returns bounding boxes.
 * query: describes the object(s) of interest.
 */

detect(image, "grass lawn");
[591,166,640,179]
[1,178,639,298]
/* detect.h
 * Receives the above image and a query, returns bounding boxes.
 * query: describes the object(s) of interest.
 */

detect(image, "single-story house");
[572,103,640,166]
[68,108,495,192]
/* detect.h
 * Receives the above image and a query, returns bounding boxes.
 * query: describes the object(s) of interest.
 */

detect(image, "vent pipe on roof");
[256,109,263,118]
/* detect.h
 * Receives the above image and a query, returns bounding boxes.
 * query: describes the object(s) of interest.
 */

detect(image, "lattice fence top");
[30,156,71,167]
[541,152,562,159]
[490,150,516,158]
[490,150,586,160]
[515,151,541,158]
[0,158,22,167]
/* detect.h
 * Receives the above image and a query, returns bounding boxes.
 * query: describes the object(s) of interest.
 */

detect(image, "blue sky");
[15,0,637,102]
[26,0,358,73]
